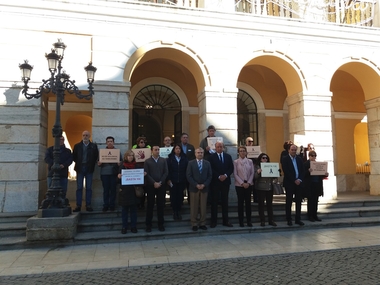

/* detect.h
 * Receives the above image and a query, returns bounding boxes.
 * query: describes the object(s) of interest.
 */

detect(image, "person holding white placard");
[118,150,141,234]
[254,153,277,227]
[199,125,216,161]
[303,150,328,222]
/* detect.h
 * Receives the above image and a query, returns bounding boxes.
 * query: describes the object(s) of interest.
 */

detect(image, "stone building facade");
[1,0,380,212]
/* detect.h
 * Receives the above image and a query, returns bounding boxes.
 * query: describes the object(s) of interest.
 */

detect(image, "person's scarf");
[123,161,136,169]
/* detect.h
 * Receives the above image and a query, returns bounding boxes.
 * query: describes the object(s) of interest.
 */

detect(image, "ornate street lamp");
[19,39,97,218]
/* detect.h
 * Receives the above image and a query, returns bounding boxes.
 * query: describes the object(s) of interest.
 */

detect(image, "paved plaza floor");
[1,226,380,284]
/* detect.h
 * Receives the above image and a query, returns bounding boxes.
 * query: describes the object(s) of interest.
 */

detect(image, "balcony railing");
[138,0,376,26]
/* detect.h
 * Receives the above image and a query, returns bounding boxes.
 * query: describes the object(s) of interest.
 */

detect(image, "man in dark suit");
[186,147,212,231]
[144,145,169,232]
[181,132,195,161]
[282,144,305,226]
[72,130,98,212]
[209,141,234,228]
[181,132,195,205]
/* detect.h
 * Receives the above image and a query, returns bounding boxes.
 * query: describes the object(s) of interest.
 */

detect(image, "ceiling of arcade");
[238,65,287,110]
[331,70,365,113]
[129,48,205,107]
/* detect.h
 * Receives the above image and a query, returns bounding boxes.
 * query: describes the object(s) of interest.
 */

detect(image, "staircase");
[1,192,380,249]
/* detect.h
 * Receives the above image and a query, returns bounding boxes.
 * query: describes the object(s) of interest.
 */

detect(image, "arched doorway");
[237,89,258,146]
[132,84,182,146]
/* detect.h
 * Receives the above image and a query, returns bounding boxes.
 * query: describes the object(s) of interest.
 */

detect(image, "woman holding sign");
[304,150,328,222]
[118,150,140,234]
[254,153,277,227]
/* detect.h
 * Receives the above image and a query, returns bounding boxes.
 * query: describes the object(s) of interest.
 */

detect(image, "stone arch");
[236,50,306,97]
[330,58,380,101]
[124,41,211,93]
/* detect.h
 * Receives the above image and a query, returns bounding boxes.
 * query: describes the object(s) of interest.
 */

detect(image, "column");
[198,86,238,202]
[364,97,380,195]
[287,91,337,200]
[91,80,131,208]
[0,83,47,212]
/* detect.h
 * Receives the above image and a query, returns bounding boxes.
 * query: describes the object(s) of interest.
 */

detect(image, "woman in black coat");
[166,144,188,221]
[118,150,141,234]
[303,150,328,222]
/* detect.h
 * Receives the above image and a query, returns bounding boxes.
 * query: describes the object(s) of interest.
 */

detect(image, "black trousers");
[211,182,230,224]
[145,185,166,227]
[307,182,320,218]
[285,184,302,222]
[235,186,252,224]
[257,189,274,222]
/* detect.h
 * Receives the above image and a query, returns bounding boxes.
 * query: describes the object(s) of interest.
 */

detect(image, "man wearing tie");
[186,147,212,231]
[282,144,305,226]
[144,145,169,232]
[209,141,234,228]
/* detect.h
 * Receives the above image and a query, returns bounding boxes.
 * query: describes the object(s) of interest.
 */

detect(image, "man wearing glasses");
[98,136,122,212]
[72,130,99,212]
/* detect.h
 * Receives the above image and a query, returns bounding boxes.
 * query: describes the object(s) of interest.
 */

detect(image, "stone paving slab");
[0,225,379,281]
[1,245,380,284]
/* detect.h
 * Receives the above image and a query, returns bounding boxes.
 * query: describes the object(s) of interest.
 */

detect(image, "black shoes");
[295,221,305,226]
[210,223,217,228]
[102,207,108,212]
[121,228,127,234]
[287,220,293,226]
[158,226,165,232]
[260,222,265,227]
[269,221,277,227]
[86,206,93,212]
[247,222,253,227]
[223,222,233,227]
[109,207,115,212]
[199,225,207,230]
[73,207,81,212]
[239,223,244,227]
[314,216,322,221]
[192,226,198,231]
[309,217,315,222]
[131,227,138,233]
[146,226,152,233]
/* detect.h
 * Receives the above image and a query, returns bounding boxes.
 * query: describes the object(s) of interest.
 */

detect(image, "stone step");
[73,215,380,246]
[0,211,37,223]
[0,221,26,237]
[76,205,380,233]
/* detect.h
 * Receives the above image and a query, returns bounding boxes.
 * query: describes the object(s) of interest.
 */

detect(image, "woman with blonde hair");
[233,146,254,227]
[118,150,140,234]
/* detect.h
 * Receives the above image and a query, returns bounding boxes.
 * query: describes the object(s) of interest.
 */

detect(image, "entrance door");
[132,84,182,146]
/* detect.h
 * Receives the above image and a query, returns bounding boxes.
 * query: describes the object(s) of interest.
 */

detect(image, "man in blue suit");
[282,144,305,226]
[209,141,234,228]
[186,147,212,231]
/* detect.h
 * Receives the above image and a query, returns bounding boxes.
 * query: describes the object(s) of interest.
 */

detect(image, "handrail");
[137,0,376,26]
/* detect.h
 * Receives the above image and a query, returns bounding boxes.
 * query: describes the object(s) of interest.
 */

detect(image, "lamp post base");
[37,206,72,218]
[26,212,78,241]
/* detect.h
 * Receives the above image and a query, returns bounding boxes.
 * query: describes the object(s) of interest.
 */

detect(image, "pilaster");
[364,97,380,195]
[0,82,47,212]
[90,80,131,208]
[287,91,337,199]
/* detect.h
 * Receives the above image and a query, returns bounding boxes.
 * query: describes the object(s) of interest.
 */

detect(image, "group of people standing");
[44,127,328,235]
